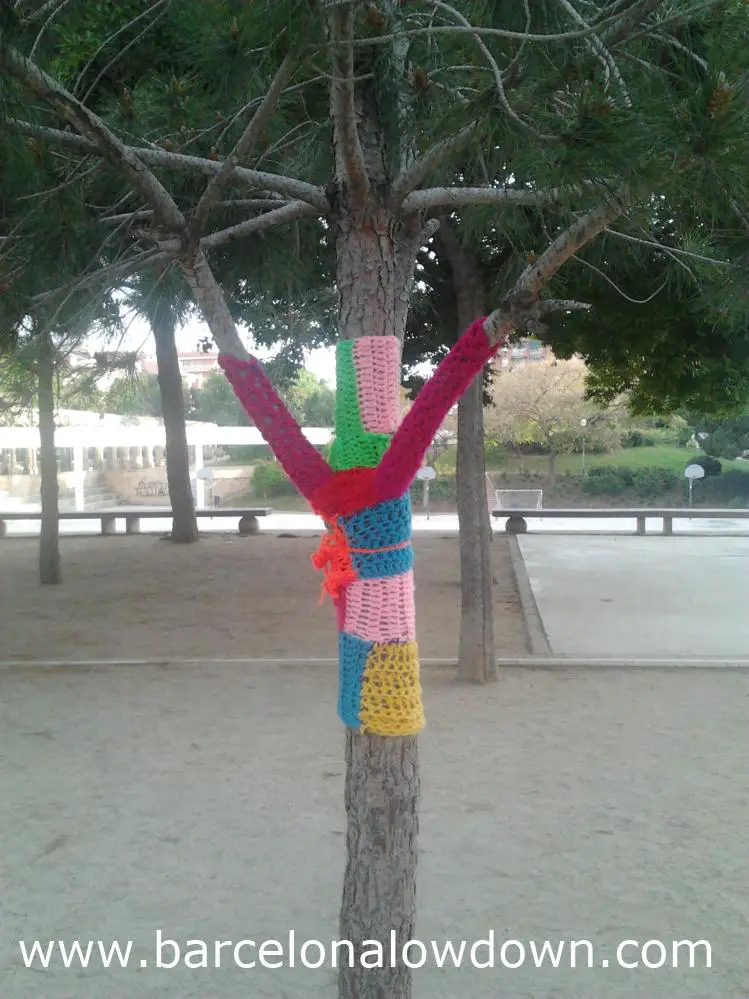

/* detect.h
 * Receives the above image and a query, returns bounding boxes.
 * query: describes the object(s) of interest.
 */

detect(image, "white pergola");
[0,423,333,509]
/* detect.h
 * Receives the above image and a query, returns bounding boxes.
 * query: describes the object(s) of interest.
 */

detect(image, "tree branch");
[423,1,555,140]
[554,0,631,105]
[178,250,248,359]
[401,182,601,213]
[391,123,477,204]
[602,227,731,267]
[190,49,297,241]
[158,201,317,252]
[1,44,187,233]
[6,118,330,210]
[484,191,629,341]
[328,4,370,203]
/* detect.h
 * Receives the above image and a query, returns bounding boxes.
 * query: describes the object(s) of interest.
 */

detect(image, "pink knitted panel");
[353,337,401,434]
[344,572,416,643]
[375,319,503,502]
[219,354,332,501]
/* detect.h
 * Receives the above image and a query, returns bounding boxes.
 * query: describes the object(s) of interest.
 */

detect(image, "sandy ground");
[0,534,528,661]
[1,661,747,998]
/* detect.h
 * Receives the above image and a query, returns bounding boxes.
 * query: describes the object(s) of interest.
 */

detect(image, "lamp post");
[580,418,588,476]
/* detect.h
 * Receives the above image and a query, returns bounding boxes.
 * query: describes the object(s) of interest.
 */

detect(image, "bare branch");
[401,182,604,213]
[573,254,669,303]
[328,4,370,203]
[484,191,630,340]
[2,44,188,234]
[423,1,555,140]
[157,201,318,252]
[73,0,170,99]
[178,250,249,359]
[6,118,330,211]
[602,227,732,267]
[391,123,477,204]
[539,299,592,313]
[652,32,709,72]
[190,49,296,240]
[353,5,667,48]
[32,249,174,306]
[554,0,632,105]
[29,0,73,59]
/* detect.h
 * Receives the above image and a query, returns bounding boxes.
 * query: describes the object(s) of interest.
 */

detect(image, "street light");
[580,418,588,475]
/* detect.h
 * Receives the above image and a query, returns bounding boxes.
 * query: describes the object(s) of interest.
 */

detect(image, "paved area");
[519,535,749,658]
[1,661,748,998]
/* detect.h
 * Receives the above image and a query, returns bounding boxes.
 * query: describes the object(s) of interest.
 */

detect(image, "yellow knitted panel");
[358,641,425,737]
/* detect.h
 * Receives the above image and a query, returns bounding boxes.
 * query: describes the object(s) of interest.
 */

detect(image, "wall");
[103,467,170,505]
[101,465,255,505]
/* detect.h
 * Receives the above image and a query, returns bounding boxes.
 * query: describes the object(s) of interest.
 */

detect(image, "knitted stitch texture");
[344,572,416,643]
[353,337,401,434]
[329,340,390,471]
[219,318,505,737]
[376,318,499,502]
[218,354,332,501]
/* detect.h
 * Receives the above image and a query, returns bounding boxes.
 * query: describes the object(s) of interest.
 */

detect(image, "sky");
[106,308,339,386]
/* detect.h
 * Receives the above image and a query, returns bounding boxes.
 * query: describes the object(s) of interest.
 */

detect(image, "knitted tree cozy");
[219,318,505,736]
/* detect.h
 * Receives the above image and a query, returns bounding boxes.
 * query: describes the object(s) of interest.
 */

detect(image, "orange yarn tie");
[311,520,412,605]
[311,521,358,604]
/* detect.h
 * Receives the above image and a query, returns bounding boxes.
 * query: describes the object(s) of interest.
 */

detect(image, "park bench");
[0,506,272,538]
[491,507,749,536]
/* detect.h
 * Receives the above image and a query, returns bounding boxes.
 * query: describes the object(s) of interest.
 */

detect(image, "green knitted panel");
[334,340,365,441]
[330,340,392,470]
[330,433,391,471]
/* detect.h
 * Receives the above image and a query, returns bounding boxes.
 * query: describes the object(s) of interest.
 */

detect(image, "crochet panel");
[218,354,332,501]
[329,339,391,470]
[220,321,501,738]
[353,336,401,434]
[359,641,424,737]
[375,318,503,502]
[344,572,416,644]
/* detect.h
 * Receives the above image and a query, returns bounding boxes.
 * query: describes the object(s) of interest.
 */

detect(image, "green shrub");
[689,455,722,477]
[252,461,298,498]
[582,470,626,495]
[699,469,749,505]
[582,465,679,497]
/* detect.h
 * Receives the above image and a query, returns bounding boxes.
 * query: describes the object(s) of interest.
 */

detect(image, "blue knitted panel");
[351,545,414,579]
[338,632,372,728]
[342,495,412,549]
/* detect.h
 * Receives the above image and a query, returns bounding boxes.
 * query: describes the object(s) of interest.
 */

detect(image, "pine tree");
[3,3,749,996]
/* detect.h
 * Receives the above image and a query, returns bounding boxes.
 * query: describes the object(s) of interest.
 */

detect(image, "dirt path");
[0,534,528,661]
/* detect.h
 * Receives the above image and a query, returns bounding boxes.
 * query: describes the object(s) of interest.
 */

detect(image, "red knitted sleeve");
[218,354,332,501]
[374,318,502,501]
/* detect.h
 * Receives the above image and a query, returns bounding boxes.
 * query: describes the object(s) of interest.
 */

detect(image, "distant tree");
[692,414,749,460]
[282,369,335,427]
[486,358,622,476]
[105,373,162,418]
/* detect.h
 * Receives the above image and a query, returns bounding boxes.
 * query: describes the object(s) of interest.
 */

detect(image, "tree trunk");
[37,335,60,585]
[548,447,556,479]
[437,222,496,683]
[335,214,419,999]
[152,307,199,543]
[456,375,496,682]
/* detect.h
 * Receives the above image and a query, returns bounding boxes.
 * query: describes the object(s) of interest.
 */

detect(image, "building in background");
[141,351,220,389]
[493,339,552,371]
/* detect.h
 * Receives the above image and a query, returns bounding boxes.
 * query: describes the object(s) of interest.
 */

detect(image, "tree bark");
[37,334,60,585]
[336,215,419,999]
[151,306,199,543]
[437,222,496,683]
[339,730,419,999]
[456,375,496,682]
